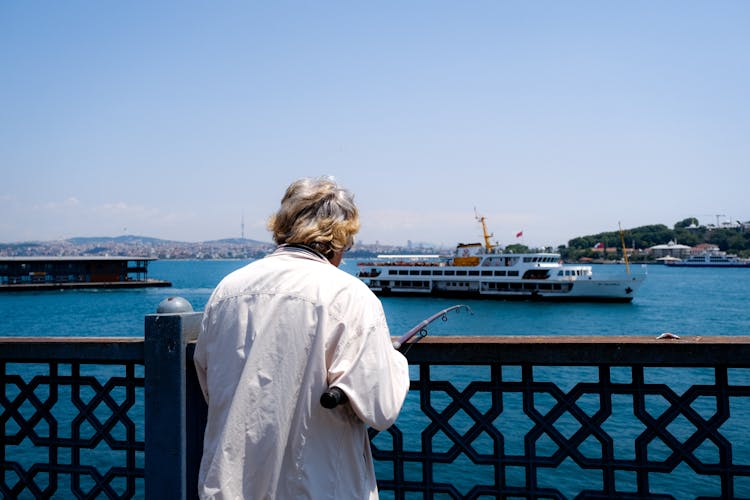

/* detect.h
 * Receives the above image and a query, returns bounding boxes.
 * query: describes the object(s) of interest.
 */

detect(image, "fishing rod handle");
[320,386,348,408]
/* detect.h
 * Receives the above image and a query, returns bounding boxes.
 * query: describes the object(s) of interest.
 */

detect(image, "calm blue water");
[1,259,749,338]
[2,260,750,498]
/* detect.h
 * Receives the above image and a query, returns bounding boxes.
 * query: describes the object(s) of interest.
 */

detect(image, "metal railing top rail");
[0,336,144,362]
[3,334,750,365]
[399,335,750,366]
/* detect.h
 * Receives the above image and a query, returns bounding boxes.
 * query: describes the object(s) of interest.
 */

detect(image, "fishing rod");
[320,304,472,409]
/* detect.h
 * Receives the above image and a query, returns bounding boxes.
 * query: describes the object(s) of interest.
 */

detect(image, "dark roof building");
[0,256,171,291]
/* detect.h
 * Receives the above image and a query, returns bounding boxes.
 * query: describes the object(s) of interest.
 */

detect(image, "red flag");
[516,231,523,238]
[593,242,604,249]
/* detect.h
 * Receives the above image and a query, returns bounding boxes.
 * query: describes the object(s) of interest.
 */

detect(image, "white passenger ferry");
[664,250,750,268]
[357,218,646,302]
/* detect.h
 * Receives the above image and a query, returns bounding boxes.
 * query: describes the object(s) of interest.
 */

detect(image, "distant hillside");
[208,237,270,246]
[67,235,180,245]
[64,235,270,246]
[0,235,274,259]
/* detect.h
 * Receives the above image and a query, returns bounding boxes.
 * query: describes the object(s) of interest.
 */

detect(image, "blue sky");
[2,1,748,248]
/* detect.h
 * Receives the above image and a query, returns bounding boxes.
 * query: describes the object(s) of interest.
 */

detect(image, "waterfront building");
[647,241,692,259]
[0,256,171,291]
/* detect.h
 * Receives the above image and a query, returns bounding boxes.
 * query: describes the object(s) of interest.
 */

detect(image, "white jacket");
[194,246,410,499]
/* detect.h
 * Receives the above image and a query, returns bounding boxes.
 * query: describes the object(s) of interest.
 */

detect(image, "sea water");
[2,260,750,498]
[2,260,749,338]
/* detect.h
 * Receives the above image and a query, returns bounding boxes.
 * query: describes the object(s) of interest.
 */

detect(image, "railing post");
[144,298,202,500]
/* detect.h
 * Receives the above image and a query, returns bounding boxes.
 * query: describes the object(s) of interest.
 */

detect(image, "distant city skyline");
[2,213,744,251]
[2,2,748,248]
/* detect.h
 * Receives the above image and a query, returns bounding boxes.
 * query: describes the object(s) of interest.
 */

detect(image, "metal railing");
[374,336,750,499]
[2,310,750,499]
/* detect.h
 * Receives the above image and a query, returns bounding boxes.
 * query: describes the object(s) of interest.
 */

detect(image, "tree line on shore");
[558,218,750,262]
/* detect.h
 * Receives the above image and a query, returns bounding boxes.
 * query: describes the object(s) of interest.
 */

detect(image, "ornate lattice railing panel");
[371,337,750,500]
[4,333,750,499]
[1,340,145,500]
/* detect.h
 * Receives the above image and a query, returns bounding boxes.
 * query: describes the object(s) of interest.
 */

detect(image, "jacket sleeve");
[327,293,410,431]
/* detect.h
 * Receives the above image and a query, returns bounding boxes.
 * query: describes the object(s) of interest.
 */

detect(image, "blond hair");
[268,177,360,259]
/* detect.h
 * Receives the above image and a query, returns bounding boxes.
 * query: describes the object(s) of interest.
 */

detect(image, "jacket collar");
[273,244,330,264]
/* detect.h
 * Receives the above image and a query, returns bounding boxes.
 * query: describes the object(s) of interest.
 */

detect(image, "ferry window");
[495,271,506,276]
[434,270,443,276]
[398,270,408,275]
[421,270,431,275]
[409,270,419,275]
[508,271,519,276]
[445,270,455,276]
[388,270,397,275]
[481,271,492,276]
[523,257,532,263]
[469,271,479,276]
[456,271,467,276]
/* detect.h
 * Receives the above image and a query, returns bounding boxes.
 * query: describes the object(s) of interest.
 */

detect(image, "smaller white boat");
[664,250,750,268]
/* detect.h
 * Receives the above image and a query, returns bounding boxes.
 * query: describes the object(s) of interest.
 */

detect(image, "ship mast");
[619,221,631,274]
[475,212,495,252]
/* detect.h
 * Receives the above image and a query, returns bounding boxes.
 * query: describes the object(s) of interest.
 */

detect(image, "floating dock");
[0,256,172,291]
